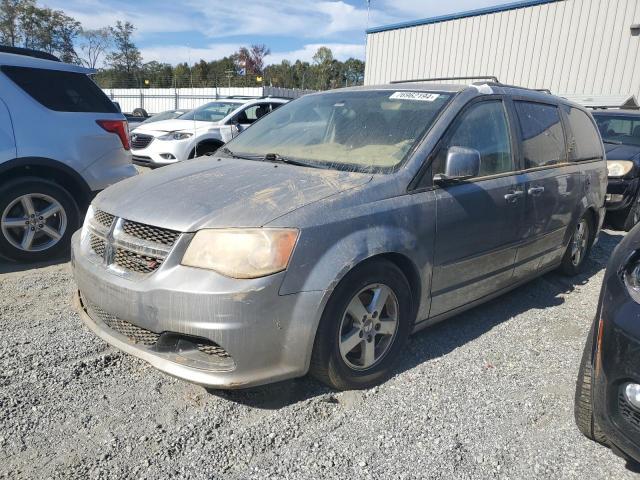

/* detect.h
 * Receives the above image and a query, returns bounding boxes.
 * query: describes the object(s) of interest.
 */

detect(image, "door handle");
[504,190,524,203]
[528,186,545,196]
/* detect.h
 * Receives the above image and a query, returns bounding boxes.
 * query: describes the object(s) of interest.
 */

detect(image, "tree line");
[0,0,365,90]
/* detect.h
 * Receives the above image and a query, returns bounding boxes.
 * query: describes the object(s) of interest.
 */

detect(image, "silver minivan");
[72,81,606,390]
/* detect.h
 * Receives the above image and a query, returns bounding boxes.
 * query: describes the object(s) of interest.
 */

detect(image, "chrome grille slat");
[87,210,181,277]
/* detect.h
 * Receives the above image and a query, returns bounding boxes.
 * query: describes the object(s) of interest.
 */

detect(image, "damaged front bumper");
[71,231,326,389]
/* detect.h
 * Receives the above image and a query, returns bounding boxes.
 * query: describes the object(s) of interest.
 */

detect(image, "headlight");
[158,131,193,141]
[607,160,634,178]
[181,228,299,278]
[624,255,640,303]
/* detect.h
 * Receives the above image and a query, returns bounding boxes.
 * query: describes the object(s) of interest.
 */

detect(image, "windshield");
[178,102,240,123]
[594,113,640,146]
[141,109,189,125]
[225,90,453,172]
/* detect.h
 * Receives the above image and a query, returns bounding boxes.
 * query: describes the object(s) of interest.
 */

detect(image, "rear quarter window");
[1,66,118,113]
[514,101,566,169]
[564,107,603,161]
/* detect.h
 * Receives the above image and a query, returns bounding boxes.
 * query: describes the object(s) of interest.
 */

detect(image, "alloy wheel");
[571,219,589,267]
[1,193,67,252]
[338,283,399,371]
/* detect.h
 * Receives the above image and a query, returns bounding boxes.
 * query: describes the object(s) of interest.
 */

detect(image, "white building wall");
[365,0,640,98]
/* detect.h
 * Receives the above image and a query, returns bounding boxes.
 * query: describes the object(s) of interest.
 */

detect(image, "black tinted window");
[432,100,513,177]
[1,66,118,113]
[564,107,603,161]
[514,102,566,169]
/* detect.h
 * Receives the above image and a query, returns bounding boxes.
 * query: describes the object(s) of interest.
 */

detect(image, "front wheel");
[574,322,607,444]
[0,177,79,262]
[559,214,593,276]
[309,259,413,390]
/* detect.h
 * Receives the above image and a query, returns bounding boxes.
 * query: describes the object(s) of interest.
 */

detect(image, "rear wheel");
[0,178,79,262]
[309,259,413,390]
[574,322,608,445]
[560,214,593,276]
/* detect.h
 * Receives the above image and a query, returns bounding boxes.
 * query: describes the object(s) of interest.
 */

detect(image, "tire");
[189,142,222,159]
[132,108,148,118]
[623,196,640,232]
[0,177,80,262]
[559,213,593,276]
[574,321,608,445]
[309,259,414,390]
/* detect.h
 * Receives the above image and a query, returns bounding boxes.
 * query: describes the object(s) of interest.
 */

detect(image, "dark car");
[593,110,640,231]
[575,224,640,464]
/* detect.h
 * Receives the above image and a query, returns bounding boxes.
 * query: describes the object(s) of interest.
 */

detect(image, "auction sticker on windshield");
[390,92,440,101]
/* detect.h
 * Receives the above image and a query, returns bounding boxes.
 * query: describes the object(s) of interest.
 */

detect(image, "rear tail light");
[96,120,130,150]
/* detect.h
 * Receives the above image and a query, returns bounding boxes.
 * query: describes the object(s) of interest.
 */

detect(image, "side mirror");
[434,146,481,184]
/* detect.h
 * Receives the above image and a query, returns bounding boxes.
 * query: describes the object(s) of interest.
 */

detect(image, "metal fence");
[101,87,314,114]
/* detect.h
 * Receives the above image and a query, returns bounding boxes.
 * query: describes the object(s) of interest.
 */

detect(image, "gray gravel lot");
[1,229,638,479]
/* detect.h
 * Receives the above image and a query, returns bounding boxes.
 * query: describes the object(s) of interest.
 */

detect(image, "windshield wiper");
[603,140,623,145]
[219,147,257,161]
[263,153,323,169]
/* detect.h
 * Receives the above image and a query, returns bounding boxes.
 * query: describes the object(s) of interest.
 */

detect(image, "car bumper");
[593,264,640,462]
[70,231,326,389]
[131,138,193,167]
[605,177,639,211]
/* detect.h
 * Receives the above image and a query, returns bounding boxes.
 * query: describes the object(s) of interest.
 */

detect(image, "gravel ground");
[1,229,638,479]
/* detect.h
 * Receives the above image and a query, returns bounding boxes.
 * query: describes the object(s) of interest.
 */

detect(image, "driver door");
[231,103,271,138]
[429,99,526,317]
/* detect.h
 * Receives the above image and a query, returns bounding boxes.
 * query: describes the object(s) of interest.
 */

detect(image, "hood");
[94,157,372,231]
[604,143,640,161]
[132,118,217,134]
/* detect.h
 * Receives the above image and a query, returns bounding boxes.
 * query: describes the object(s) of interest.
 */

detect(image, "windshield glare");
[178,102,240,123]
[225,90,452,172]
[594,114,640,146]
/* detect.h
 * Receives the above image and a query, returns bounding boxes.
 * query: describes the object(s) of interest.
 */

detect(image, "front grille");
[93,210,114,228]
[123,220,180,247]
[87,210,181,277]
[619,393,640,431]
[114,249,163,274]
[85,300,159,345]
[131,133,154,150]
[90,234,106,256]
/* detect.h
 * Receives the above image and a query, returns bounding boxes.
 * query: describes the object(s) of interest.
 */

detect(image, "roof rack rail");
[0,46,59,62]
[391,76,500,84]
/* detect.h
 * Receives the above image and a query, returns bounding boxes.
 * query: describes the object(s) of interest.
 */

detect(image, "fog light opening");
[160,153,176,160]
[624,383,640,410]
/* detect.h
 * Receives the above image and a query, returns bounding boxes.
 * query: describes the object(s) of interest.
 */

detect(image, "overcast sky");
[44,0,518,65]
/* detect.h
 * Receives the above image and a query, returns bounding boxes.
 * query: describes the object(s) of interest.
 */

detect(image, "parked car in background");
[575,223,640,464]
[129,97,288,167]
[0,47,136,262]
[138,109,190,126]
[72,81,605,391]
[593,110,640,231]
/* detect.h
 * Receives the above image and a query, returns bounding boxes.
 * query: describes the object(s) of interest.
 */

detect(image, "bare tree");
[234,44,271,76]
[78,27,112,68]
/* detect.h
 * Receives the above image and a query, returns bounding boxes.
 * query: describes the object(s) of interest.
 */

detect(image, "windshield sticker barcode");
[390,92,440,102]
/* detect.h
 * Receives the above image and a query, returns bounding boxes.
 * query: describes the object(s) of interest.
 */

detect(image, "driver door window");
[432,100,513,178]
[236,103,271,126]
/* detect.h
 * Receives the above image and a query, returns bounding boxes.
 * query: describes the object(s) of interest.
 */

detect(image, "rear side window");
[432,100,513,178]
[1,66,118,113]
[514,101,566,169]
[564,107,603,161]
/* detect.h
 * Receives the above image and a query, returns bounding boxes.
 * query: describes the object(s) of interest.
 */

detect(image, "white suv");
[0,47,137,262]
[130,97,289,167]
